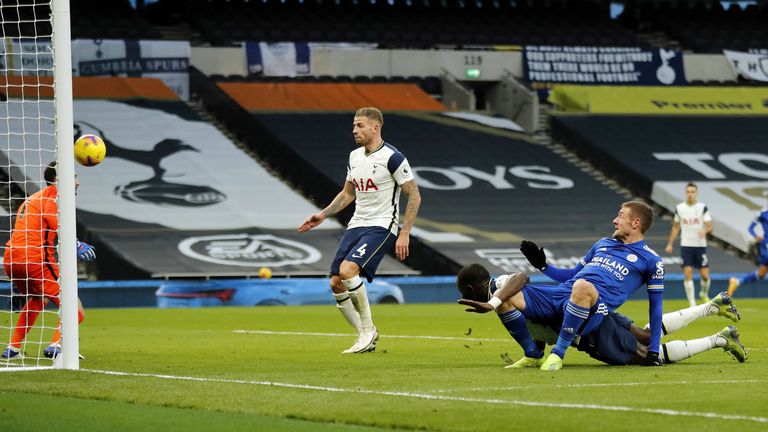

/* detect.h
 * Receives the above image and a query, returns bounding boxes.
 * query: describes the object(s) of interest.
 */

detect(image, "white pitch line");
[234,329,506,342]
[430,379,763,393]
[81,368,768,424]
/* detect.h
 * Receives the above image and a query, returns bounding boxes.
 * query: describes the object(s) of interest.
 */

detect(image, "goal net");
[1,0,79,370]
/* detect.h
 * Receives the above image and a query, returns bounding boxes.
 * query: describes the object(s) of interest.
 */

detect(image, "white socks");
[661,302,712,334]
[661,334,723,363]
[700,278,710,298]
[683,280,696,307]
[333,291,361,333]
[344,275,374,331]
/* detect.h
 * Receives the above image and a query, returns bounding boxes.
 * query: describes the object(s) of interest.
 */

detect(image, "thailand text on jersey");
[674,202,711,247]
[346,142,414,235]
[5,184,59,265]
[568,237,665,310]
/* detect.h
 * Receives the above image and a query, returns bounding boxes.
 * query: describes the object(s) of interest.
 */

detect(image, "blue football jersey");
[566,237,665,310]
[748,208,768,244]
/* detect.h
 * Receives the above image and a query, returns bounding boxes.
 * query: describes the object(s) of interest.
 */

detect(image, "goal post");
[0,0,78,370]
[52,0,78,370]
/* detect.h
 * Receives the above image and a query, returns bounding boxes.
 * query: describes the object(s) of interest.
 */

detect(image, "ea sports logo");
[179,234,321,267]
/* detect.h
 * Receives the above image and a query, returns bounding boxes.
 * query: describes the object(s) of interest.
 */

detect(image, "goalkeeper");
[1,162,96,360]
[456,262,747,367]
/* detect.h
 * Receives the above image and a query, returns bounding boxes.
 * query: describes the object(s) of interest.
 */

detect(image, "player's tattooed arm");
[322,181,357,218]
[299,182,356,232]
[399,180,421,235]
[395,180,421,261]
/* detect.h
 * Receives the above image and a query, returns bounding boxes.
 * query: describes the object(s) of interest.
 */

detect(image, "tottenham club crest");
[179,234,321,267]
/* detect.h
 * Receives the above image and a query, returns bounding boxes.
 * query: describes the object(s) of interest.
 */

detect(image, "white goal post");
[0,0,79,370]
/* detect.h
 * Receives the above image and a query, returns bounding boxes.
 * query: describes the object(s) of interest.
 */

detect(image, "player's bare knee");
[330,276,346,294]
[571,279,597,303]
[496,300,517,314]
[338,261,360,281]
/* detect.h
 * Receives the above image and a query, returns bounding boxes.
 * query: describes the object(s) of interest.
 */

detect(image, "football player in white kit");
[665,182,713,306]
[299,107,421,353]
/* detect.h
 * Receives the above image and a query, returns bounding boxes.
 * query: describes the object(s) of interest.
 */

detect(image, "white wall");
[684,54,737,82]
[191,46,245,76]
[190,46,736,82]
[191,46,523,80]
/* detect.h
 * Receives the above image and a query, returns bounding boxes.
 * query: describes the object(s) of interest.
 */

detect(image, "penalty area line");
[81,368,768,424]
[233,329,507,342]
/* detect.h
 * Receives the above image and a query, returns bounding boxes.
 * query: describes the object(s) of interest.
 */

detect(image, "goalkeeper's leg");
[48,297,85,347]
[7,296,45,350]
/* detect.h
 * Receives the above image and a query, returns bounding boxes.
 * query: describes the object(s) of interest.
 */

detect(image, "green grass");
[2,298,767,431]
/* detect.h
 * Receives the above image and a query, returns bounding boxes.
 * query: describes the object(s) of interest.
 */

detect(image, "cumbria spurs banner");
[523,46,686,88]
[72,39,191,100]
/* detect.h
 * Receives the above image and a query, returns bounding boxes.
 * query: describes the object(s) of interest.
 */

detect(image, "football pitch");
[2,298,767,431]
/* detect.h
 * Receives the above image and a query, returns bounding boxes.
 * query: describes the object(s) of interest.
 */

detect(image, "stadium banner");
[549,85,768,114]
[723,50,768,82]
[653,181,768,253]
[72,39,190,100]
[244,42,311,76]
[0,38,54,76]
[523,46,685,91]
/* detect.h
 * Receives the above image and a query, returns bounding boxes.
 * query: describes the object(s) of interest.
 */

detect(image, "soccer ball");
[74,134,106,167]
[258,267,273,279]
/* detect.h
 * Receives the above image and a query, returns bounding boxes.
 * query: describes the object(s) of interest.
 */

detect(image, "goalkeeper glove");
[76,240,96,263]
[520,240,547,271]
[643,351,662,366]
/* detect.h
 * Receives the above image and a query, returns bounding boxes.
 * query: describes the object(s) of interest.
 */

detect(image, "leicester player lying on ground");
[478,202,666,371]
[456,266,747,368]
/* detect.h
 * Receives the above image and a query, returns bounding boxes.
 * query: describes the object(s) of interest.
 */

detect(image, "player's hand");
[643,351,662,366]
[664,244,673,254]
[756,236,764,243]
[457,298,494,314]
[395,232,410,261]
[76,241,96,262]
[298,213,325,232]
[520,240,547,271]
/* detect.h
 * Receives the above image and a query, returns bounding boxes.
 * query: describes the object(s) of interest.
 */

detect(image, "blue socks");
[741,272,759,285]
[498,309,542,359]
[552,301,590,359]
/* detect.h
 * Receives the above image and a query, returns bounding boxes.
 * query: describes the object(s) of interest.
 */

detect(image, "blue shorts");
[521,283,609,338]
[576,312,638,365]
[681,246,708,269]
[330,227,396,282]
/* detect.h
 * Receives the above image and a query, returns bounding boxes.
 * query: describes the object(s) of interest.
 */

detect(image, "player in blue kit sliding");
[299,107,421,354]
[456,268,746,367]
[458,201,664,371]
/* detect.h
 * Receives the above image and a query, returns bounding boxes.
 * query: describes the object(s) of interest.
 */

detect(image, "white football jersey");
[346,142,414,234]
[673,202,712,247]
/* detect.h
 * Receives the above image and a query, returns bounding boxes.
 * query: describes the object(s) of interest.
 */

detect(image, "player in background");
[2,162,96,360]
[502,201,665,371]
[664,182,714,306]
[727,204,768,297]
[456,266,746,367]
[298,107,421,354]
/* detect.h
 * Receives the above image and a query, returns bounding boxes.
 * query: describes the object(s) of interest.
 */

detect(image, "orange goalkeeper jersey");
[4,184,59,266]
